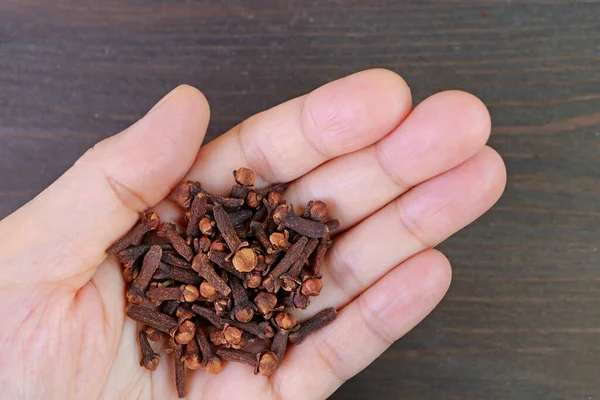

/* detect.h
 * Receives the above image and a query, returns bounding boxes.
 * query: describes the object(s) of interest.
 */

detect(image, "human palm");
[0,69,505,399]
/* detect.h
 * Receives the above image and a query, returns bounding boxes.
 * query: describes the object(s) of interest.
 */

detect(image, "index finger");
[183,69,412,193]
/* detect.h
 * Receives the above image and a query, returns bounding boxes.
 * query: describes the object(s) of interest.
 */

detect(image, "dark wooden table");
[1,1,599,399]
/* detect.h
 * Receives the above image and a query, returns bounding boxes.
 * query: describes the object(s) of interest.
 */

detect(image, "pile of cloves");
[107,168,338,398]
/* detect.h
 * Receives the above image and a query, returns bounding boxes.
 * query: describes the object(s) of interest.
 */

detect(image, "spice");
[213,204,247,254]
[232,248,258,272]
[275,312,297,330]
[289,307,338,344]
[273,204,329,238]
[191,253,231,296]
[230,276,257,322]
[106,211,159,255]
[262,237,308,293]
[199,281,217,299]
[216,347,259,369]
[173,344,186,398]
[303,200,328,222]
[175,320,197,345]
[139,330,160,371]
[186,195,209,242]
[157,222,193,261]
[258,352,279,376]
[281,237,319,291]
[223,326,244,346]
[182,338,202,370]
[127,245,163,304]
[254,292,278,318]
[108,168,338,396]
[301,277,323,297]
[195,325,223,375]
[145,327,163,342]
[126,304,178,336]
[208,250,245,279]
[162,252,191,269]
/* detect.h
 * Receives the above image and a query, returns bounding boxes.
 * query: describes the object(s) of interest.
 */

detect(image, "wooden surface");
[1,1,599,399]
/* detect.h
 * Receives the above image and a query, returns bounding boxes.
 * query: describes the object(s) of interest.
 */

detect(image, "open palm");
[0,69,505,399]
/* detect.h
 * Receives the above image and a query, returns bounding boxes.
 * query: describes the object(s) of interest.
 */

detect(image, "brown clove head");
[258,352,279,376]
[301,277,323,297]
[199,281,217,299]
[205,358,223,375]
[232,248,258,272]
[210,330,227,346]
[269,231,289,249]
[275,312,297,330]
[307,200,328,221]
[234,168,256,186]
[254,292,278,317]
[175,320,197,344]
[223,326,244,346]
[182,284,200,302]
[199,217,215,236]
[246,191,262,209]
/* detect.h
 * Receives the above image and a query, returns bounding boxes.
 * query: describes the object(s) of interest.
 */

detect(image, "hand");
[0,69,505,399]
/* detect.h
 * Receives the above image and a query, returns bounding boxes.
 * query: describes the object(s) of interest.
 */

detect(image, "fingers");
[183,69,412,194]
[307,146,505,315]
[0,85,210,288]
[285,90,491,231]
[275,249,451,400]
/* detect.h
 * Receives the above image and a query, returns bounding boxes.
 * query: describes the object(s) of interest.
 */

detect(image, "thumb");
[0,85,209,287]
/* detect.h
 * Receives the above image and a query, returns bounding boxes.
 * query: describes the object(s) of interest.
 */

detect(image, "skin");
[0,69,506,400]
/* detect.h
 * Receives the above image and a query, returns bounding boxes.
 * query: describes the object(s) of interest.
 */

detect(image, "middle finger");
[285,90,491,232]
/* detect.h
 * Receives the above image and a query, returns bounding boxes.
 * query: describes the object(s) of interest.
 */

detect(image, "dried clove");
[172,181,202,209]
[173,344,186,398]
[157,222,193,261]
[195,324,223,375]
[182,338,202,370]
[228,319,274,340]
[281,237,319,291]
[107,211,159,255]
[186,195,209,242]
[273,204,329,239]
[175,320,196,345]
[158,263,202,285]
[145,327,164,342]
[302,200,328,222]
[116,244,151,268]
[230,276,257,322]
[213,204,248,255]
[312,237,332,276]
[289,307,337,344]
[254,292,278,318]
[139,330,160,371]
[192,253,231,296]
[258,352,279,376]
[262,236,308,293]
[274,312,297,330]
[216,347,259,370]
[223,326,244,346]
[126,304,179,336]
[301,277,323,297]
[232,247,258,272]
[162,252,192,269]
[127,245,163,304]
[207,250,245,279]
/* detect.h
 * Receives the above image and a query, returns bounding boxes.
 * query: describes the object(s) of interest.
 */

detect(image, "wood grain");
[1,1,599,399]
